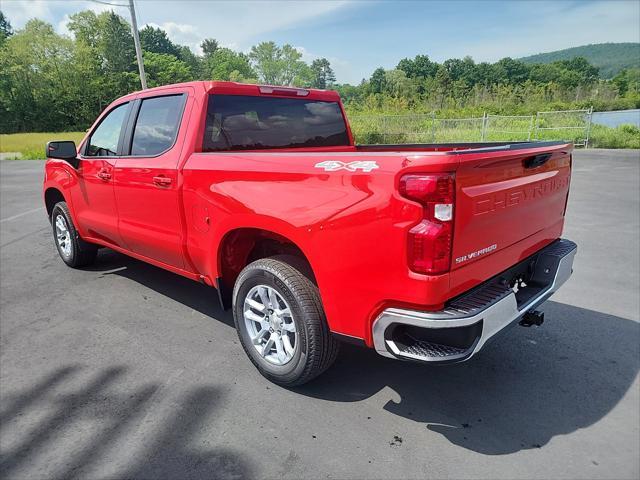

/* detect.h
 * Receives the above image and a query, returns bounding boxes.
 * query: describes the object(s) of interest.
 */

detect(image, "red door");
[113,93,189,269]
[71,102,131,247]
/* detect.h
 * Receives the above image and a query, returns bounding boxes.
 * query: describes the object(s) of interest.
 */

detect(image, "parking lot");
[1,149,638,479]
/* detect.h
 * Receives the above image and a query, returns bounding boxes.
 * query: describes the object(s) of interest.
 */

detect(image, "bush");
[589,124,640,149]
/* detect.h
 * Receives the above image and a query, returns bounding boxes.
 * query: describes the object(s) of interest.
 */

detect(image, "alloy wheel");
[243,285,297,365]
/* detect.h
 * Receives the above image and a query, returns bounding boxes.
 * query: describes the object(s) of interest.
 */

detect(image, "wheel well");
[217,228,315,308]
[44,188,65,217]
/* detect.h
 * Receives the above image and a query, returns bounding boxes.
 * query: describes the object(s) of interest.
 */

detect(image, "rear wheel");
[233,257,339,386]
[51,202,97,268]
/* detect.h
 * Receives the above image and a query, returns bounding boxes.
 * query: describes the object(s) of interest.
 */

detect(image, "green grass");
[349,114,639,148]
[589,124,640,149]
[0,132,85,159]
[1,123,638,158]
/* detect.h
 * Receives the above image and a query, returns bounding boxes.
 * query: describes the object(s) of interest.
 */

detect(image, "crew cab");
[43,81,577,385]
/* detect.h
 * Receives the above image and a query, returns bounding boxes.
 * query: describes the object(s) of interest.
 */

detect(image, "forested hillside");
[520,43,640,78]
[1,10,639,133]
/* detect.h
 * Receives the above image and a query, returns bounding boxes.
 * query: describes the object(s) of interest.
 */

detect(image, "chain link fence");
[349,108,593,146]
[532,108,593,147]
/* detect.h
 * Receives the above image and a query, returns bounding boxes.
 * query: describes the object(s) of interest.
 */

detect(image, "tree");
[249,41,280,84]
[0,19,85,131]
[68,10,136,76]
[493,57,531,84]
[556,57,599,84]
[66,10,101,48]
[334,83,363,103]
[458,56,478,84]
[369,67,386,94]
[613,68,640,96]
[310,58,335,89]
[248,42,308,86]
[529,63,563,84]
[139,25,181,57]
[397,54,438,79]
[204,47,255,81]
[177,45,201,77]
[66,10,139,116]
[143,51,192,87]
[99,12,136,75]
[200,38,219,58]
[0,10,13,45]
[280,44,308,86]
[434,65,452,107]
[384,69,413,97]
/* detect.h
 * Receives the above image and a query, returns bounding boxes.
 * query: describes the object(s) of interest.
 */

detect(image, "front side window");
[130,95,185,156]
[203,95,350,151]
[86,102,129,157]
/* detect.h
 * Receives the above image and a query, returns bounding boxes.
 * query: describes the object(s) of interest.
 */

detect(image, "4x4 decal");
[314,160,379,172]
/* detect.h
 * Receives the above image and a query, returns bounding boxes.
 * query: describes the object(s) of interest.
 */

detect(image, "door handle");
[524,153,552,169]
[97,170,111,181]
[153,175,172,187]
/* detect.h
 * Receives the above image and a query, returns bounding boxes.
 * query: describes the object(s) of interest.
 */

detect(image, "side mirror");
[46,141,79,168]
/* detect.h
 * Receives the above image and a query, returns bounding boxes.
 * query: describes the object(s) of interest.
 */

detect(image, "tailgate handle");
[524,153,552,169]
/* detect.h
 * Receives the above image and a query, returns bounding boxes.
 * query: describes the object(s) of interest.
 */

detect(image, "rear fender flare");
[211,214,315,279]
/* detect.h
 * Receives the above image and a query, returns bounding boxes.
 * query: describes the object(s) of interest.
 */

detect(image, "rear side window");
[203,95,349,151]
[130,95,185,156]
[86,102,129,157]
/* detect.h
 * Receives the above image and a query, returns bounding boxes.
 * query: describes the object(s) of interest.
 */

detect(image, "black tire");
[233,257,339,386]
[51,201,97,268]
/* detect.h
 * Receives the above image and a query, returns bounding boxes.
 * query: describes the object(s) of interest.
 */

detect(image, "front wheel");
[233,258,339,386]
[51,202,97,268]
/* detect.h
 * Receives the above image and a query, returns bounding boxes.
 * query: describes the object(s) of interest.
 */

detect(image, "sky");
[2,0,639,84]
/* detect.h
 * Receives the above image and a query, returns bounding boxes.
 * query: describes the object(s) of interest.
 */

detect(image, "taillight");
[563,154,572,216]
[399,173,455,274]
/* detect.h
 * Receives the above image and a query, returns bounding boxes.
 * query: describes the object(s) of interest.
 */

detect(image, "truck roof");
[128,81,341,102]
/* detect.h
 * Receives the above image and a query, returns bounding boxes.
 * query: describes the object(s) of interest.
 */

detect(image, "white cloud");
[57,14,73,37]
[4,0,125,36]
[146,21,198,38]
[134,0,353,52]
[144,21,203,52]
[293,45,354,85]
[1,0,53,26]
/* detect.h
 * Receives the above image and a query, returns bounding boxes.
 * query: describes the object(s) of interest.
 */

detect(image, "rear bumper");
[372,238,577,363]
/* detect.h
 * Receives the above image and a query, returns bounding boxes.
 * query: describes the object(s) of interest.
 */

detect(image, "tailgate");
[452,144,572,270]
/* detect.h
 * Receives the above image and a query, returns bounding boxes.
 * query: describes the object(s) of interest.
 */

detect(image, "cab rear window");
[202,94,349,151]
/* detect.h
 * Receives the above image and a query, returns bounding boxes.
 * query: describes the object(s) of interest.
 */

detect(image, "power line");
[86,0,129,7]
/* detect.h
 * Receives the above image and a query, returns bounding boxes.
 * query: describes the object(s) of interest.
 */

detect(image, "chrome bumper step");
[373,238,577,363]
[396,336,467,358]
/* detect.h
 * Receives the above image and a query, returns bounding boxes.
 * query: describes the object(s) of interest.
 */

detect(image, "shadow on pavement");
[0,366,252,480]
[85,249,235,328]
[66,249,639,456]
[297,301,640,455]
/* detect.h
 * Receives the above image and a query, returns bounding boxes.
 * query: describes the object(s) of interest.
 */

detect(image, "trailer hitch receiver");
[519,310,545,327]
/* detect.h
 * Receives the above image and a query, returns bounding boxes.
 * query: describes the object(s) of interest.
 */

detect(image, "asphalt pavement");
[0,149,639,479]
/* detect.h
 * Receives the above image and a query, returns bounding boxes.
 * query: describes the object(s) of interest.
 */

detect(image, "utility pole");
[128,0,147,89]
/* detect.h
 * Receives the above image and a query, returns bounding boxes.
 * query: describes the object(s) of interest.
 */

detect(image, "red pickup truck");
[43,81,576,385]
